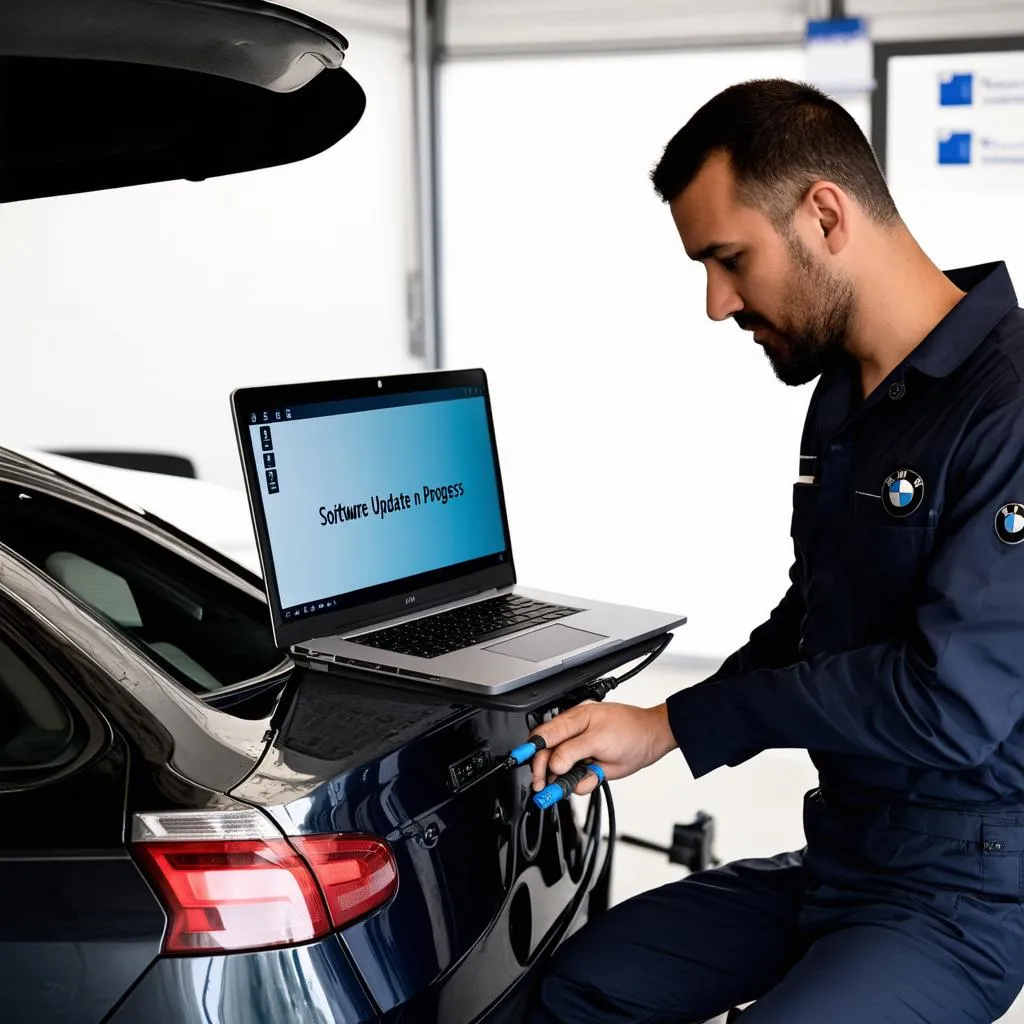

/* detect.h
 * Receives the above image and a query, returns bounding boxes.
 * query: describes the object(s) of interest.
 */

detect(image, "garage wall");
[439,46,818,660]
[0,28,420,490]
[439,15,1022,663]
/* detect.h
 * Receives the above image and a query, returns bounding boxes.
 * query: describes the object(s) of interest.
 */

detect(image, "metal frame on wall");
[409,0,447,368]
[871,34,1024,174]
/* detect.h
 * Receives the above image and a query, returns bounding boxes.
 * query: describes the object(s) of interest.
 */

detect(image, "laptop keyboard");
[351,594,582,660]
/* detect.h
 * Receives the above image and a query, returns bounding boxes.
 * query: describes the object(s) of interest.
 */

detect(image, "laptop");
[231,369,685,695]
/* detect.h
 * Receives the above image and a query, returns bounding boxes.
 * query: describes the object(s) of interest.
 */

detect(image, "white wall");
[440,48,817,660]
[0,28,420,490]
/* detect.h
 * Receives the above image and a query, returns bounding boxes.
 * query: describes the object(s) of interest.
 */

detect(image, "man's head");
[652,79,900,386]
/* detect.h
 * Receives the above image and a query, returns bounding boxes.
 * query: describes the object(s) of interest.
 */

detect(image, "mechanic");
[529,79,1024,1024]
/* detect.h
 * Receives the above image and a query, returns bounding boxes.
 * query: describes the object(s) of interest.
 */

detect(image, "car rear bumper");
[104,935,377,1024]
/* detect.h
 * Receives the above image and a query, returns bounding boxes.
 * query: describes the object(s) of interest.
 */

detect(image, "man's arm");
[668,396,1024,778]
[527,564,807,793]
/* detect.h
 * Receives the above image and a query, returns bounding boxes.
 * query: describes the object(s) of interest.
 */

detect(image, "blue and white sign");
[887,49,1024,190]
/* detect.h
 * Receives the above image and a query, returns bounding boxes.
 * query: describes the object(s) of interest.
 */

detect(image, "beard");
[734,236,855,387]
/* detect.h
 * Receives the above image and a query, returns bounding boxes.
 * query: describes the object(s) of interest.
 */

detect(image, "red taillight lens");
[135,839,330,953]
[133,810,399,956]
[293,835,398,929]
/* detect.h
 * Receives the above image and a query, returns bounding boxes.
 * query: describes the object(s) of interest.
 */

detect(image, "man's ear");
[805,180,849,254]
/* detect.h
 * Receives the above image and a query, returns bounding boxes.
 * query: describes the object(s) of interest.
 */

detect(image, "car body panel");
[0,546,268,793]
[1,848,166,1024]
[0,599,168,1023]
[105,936,378,1024]
[380,888,594,1024]
[234,672,607,1020]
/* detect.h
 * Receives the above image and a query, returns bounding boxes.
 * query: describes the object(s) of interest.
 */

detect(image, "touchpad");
[486,624,608,663]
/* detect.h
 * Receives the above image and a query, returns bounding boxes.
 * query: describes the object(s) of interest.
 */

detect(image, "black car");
[0,446,618,1023]
[0,4,623,1020]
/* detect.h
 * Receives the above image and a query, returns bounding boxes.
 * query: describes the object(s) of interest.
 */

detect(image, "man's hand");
[528,702,678,797]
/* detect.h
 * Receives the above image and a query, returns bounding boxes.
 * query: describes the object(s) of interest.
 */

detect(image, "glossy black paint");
[0,448,608,1024]
[4,0,367,203]
[236,675,607,1019]
[0,573,166,1022]
[381,887,594,1024]
[0,722,167,1024]
[106,937,377,1024]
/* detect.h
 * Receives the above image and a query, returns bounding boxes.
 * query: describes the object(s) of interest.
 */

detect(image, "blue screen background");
[250,396,507,608]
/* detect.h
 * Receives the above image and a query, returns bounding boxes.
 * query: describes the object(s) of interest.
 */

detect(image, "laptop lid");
[231,369,516,649]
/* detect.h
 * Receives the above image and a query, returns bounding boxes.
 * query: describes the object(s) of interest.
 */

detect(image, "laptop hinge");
[337,583,505,636]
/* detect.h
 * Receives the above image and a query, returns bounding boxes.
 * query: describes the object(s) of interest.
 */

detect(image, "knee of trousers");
[532,931,669,1024]
[531,933,620,1019]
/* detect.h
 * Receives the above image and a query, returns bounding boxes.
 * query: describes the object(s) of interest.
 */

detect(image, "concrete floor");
[597,658,1024,1023]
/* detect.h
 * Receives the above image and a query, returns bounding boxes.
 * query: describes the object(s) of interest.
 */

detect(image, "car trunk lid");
[232,668,605,1020]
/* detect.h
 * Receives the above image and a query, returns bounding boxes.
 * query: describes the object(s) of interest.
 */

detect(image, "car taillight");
[134,837,330,953]
[132,810,397,954]
[292,835,398,929]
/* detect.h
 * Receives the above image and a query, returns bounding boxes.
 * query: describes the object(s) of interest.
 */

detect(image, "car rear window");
[0,485,284,694]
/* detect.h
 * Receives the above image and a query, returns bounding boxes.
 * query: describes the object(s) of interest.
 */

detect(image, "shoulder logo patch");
[995,503,1024,545]
[883,468,925,518]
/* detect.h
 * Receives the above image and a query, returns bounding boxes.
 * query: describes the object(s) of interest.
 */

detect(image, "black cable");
[587,779,616,917]
[602,779,615,845]
[579,634,674,702]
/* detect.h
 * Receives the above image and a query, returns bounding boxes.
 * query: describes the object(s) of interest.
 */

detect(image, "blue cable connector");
[532,762,606,809]
[504,736,547,768]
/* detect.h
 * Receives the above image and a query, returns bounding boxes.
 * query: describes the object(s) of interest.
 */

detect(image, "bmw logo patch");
[995,503,1024,545]
[883,469,924,518]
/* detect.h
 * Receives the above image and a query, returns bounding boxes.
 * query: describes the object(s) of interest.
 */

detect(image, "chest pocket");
[852,492,937,641]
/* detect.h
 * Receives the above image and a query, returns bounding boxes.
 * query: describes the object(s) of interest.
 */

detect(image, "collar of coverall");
[902,261,1018,379]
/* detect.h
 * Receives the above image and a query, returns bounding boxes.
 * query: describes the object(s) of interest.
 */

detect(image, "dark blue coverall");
[534,264,1024,1023]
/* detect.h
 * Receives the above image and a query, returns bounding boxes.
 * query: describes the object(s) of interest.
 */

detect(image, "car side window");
[0,485,284,695]
[0,635,86,774]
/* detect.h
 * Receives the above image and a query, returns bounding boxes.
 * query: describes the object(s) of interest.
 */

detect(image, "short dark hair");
[651,79,898,227]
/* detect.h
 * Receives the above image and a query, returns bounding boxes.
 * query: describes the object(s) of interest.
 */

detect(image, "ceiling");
[301,0,1024,54]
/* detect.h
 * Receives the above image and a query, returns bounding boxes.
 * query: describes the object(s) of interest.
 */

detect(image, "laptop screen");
[242,380,510,625]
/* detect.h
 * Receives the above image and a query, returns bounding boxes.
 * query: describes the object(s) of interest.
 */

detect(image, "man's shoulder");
[970,305,1024,390]
[993,303,1024,348]
[936,310,1024,452]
